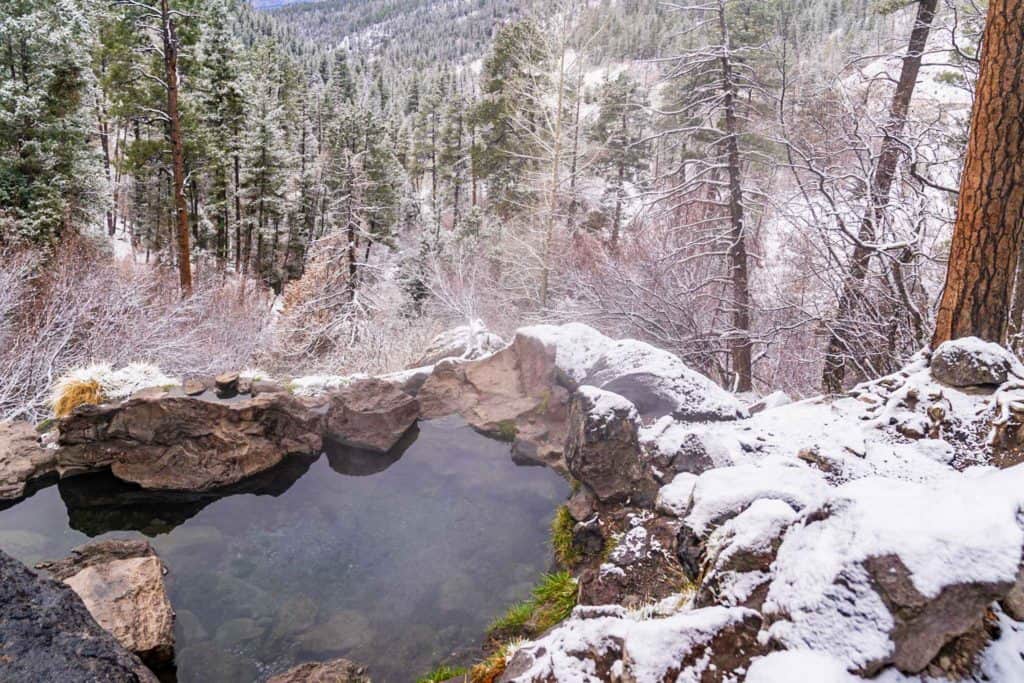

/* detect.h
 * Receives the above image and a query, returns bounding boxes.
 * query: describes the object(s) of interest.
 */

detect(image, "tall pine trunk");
[932,0,1024,346]
[161,0,192,296]
[718,1,753,393]
[822,0,938,392]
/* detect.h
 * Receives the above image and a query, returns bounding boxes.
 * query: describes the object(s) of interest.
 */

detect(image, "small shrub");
[550,505,581,567]
[52,378,102,418]
[417,664,468,683]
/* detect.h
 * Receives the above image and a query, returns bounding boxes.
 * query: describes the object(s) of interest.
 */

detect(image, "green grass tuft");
[487,571,578,640]
[550,505,581,567]
[417,664,468,683]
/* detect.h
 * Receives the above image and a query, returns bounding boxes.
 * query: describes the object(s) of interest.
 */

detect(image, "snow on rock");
[681,460,828,534]
[515,324,747,422]
[410,320,505,368]
[746,650,859,683]
[655,472,698,517]
[587,339,748,422]
[931,337,1023,388]
[500,605,763,682]
[288,374,359,397]
[53,363,179,405]
[577,385,638,423]
[764,465,1024,674]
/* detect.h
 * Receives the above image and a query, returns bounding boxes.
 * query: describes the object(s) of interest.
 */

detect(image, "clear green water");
[0,417,568,682]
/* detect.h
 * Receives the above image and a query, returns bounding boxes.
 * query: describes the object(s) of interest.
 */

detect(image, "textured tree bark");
[933,0,1024,347]
[161,0,192,297]
[718,1,753,393]
[822,0,938,393]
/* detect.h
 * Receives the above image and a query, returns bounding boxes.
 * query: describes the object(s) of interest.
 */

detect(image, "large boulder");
[411,322,505,368]
[764,468,1024,675]
[564,387,658,506]
[39,540,175,668]
[500,605,764,682]
[56,391,323,491]
[931,337,1020,387]
[268,658,370,683]
[0,549,158,682]
[0,420,57,503]
[322,378,420,453]
[419,323,744,462]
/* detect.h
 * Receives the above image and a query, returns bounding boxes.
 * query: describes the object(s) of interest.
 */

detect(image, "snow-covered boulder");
[681,461,828,535]
[695,499,798,610]
[746,651,858,683]
[410,321,505,368]
[931,337,1020,387]
[418,323,745,461]
[764,466,1024,675]
[587,339,748,422]
[499,605,764,682]
[565,387,657,506]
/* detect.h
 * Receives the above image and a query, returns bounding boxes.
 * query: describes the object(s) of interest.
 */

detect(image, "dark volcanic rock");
[57,392,323,491]
[0,549,158,682]
[564,387,658,506]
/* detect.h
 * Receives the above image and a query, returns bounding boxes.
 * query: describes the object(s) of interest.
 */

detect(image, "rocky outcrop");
[564,387,658,506]
[419,323,745,463]
[499,605,764,682]
[0,420,57,504]
[39,539,175,668]
[0,549,158,682]
[322,378,420,452]
[57,391,323,491]
[268,658,371,683]
[931,337,1019,387]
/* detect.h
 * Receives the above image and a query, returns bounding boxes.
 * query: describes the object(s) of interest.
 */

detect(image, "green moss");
[417,664,468,683]
[487,571,578,640]
[494,419,517,442]
[550,505,581,567]
[35,418,55,433]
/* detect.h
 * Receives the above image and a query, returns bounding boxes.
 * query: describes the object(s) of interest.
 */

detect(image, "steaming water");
[0,417,568,681]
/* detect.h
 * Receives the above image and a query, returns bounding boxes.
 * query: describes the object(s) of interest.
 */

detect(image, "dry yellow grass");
[53,378,103,418]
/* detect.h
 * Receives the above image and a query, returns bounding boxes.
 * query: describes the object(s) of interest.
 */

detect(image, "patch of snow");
[655,472,698,517]
[578,385,637,421]
[517,323,611,386]
[746,650,859,682]
[765,466,1024,670]
[684,461,828,535]
[53,363,179,406]
[288,374,358,397]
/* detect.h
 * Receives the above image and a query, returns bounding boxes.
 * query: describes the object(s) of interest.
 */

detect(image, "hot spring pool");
[0,416,569,681]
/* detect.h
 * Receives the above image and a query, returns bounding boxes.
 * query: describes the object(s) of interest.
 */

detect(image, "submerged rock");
[0,420,57,504]
[38,539,175,668]
[57,392,323,491]
[931,337,1019,387]
[268,658,370,683]
[0,549,158,682]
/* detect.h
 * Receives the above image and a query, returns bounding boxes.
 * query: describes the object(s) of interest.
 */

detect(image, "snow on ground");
[53,363,179,405]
